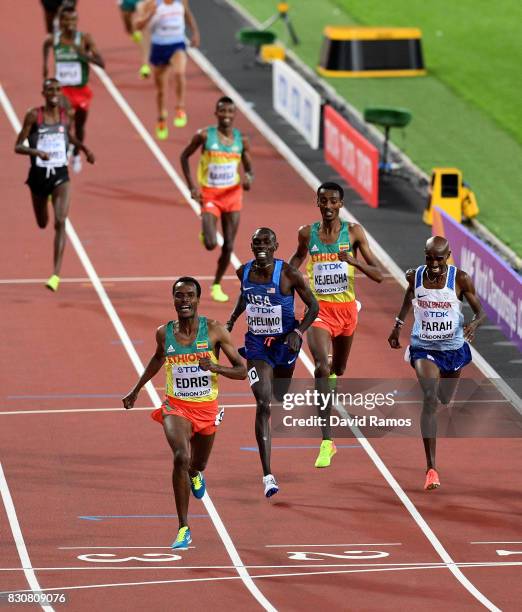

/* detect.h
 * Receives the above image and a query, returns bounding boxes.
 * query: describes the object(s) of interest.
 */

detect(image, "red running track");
[0,1,520,610]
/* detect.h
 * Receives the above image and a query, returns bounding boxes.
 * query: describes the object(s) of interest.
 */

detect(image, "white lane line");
[266,543,402,548]
[0,275,238,285]
[471,541,522,545]
[0,404,255,416]
[187,46,522,417]
[0,464,53,612]
[1,560,519,572]
[1,83,275,612]
[3,561,521,595]
[181,51,507,611]
[0,85,56,612]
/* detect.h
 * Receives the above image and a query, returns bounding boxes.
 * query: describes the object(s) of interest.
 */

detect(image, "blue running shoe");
[190,471,206,499]
[171,526,192,549]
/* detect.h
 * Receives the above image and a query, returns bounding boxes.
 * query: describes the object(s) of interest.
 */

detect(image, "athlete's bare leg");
[189,432,215,477]
[120,9,133,35]
[215,211,240,285]
[330,334,354,376]
[163,414,193,529]
[307,326,334,440]
[201,212,218,250]
[171,50,187,113]
[153,64,170,120]
[73,108,88,155]
[50,181,71,275]
[249,360,274,476]
[414,359,445,470]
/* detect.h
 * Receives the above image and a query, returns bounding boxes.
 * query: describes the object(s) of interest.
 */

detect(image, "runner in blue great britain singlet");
[388,236,485,491]
[227,228,318,499]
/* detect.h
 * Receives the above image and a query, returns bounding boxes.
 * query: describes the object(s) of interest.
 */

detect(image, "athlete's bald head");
[425,236,450,256]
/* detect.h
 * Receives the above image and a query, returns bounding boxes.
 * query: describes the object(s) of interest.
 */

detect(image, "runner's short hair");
[216,96,234,108]
[173,277,202,298]
[317,182,344,200]
[254,227,277,242]
[43,77,60,88]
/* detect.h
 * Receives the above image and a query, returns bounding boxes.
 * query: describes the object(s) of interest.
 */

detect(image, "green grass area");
[232,0,522,255]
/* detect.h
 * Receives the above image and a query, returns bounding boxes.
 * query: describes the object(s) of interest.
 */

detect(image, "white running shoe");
[72,154,82,174]
[263,474,279,498]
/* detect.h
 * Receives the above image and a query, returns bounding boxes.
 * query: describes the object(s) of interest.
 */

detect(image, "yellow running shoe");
[199,231,205,246]
[173,109,187,128]
[211,284,229,302]
[314,439,337,468]
[131,30,143,44]
[155,120,168,141]
[328,372,338,390]
[45,274,60,292]
[139,63,151,79]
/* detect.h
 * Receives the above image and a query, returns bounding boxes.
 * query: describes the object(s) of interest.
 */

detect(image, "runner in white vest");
[388,236,485,491]
[134,0,200,140]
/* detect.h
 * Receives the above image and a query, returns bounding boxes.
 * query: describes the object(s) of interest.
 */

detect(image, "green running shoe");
[314,439,337,468]
[211,284,229,302]
[171,526,192,549]
[45,274,60,292]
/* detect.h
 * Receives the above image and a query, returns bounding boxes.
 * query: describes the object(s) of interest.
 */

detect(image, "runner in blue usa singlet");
[227,228,318,499]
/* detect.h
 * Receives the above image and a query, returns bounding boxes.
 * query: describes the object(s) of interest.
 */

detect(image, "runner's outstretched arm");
[43,36,53,79]
[284,263,319,352]
[240,135,253,191]
[200,322,247,380]
[388,269,415,349]
[183,0,200,48]
[122,326,165,409]
[14,110,45,158]
[180,130,206,202]
[288,225,311,269]
[339,224,383,283]
[226,266,247,331]
[78,33,105,69]
[457,270,486,342]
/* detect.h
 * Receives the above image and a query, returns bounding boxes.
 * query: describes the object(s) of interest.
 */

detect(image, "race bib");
[172,363,211,399]
[313,260,349,295]
[35,132,67,168]
[214,407,225,426]
[56,61,82,86]
[246,303,283,335]
[207,162,237,187]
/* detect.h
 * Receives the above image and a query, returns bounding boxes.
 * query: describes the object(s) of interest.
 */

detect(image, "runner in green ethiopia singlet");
[53,31,89,87]
[306,221,356,303]
[164,317,219,404]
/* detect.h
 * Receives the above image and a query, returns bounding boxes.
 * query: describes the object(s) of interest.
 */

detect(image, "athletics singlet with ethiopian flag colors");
[163,317,219,403]
[306,221,356,303]
[197,127,243,189]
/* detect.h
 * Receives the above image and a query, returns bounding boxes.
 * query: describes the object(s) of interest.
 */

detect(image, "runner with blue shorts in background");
[388,236,485,491]
[133,0,200,139]
[227,228,318,498]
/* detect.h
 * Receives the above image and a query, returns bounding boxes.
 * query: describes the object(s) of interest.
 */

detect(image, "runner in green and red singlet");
[122,277,246,549]
[43,5,104,173]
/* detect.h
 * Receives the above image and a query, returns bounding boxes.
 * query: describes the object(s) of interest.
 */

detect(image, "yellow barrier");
[423,168,479,226]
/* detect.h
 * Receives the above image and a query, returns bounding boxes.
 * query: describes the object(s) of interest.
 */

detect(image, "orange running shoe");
[424,468,440,490]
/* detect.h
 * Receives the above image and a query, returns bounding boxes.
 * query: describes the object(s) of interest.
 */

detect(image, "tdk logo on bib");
[316,262,344,272]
